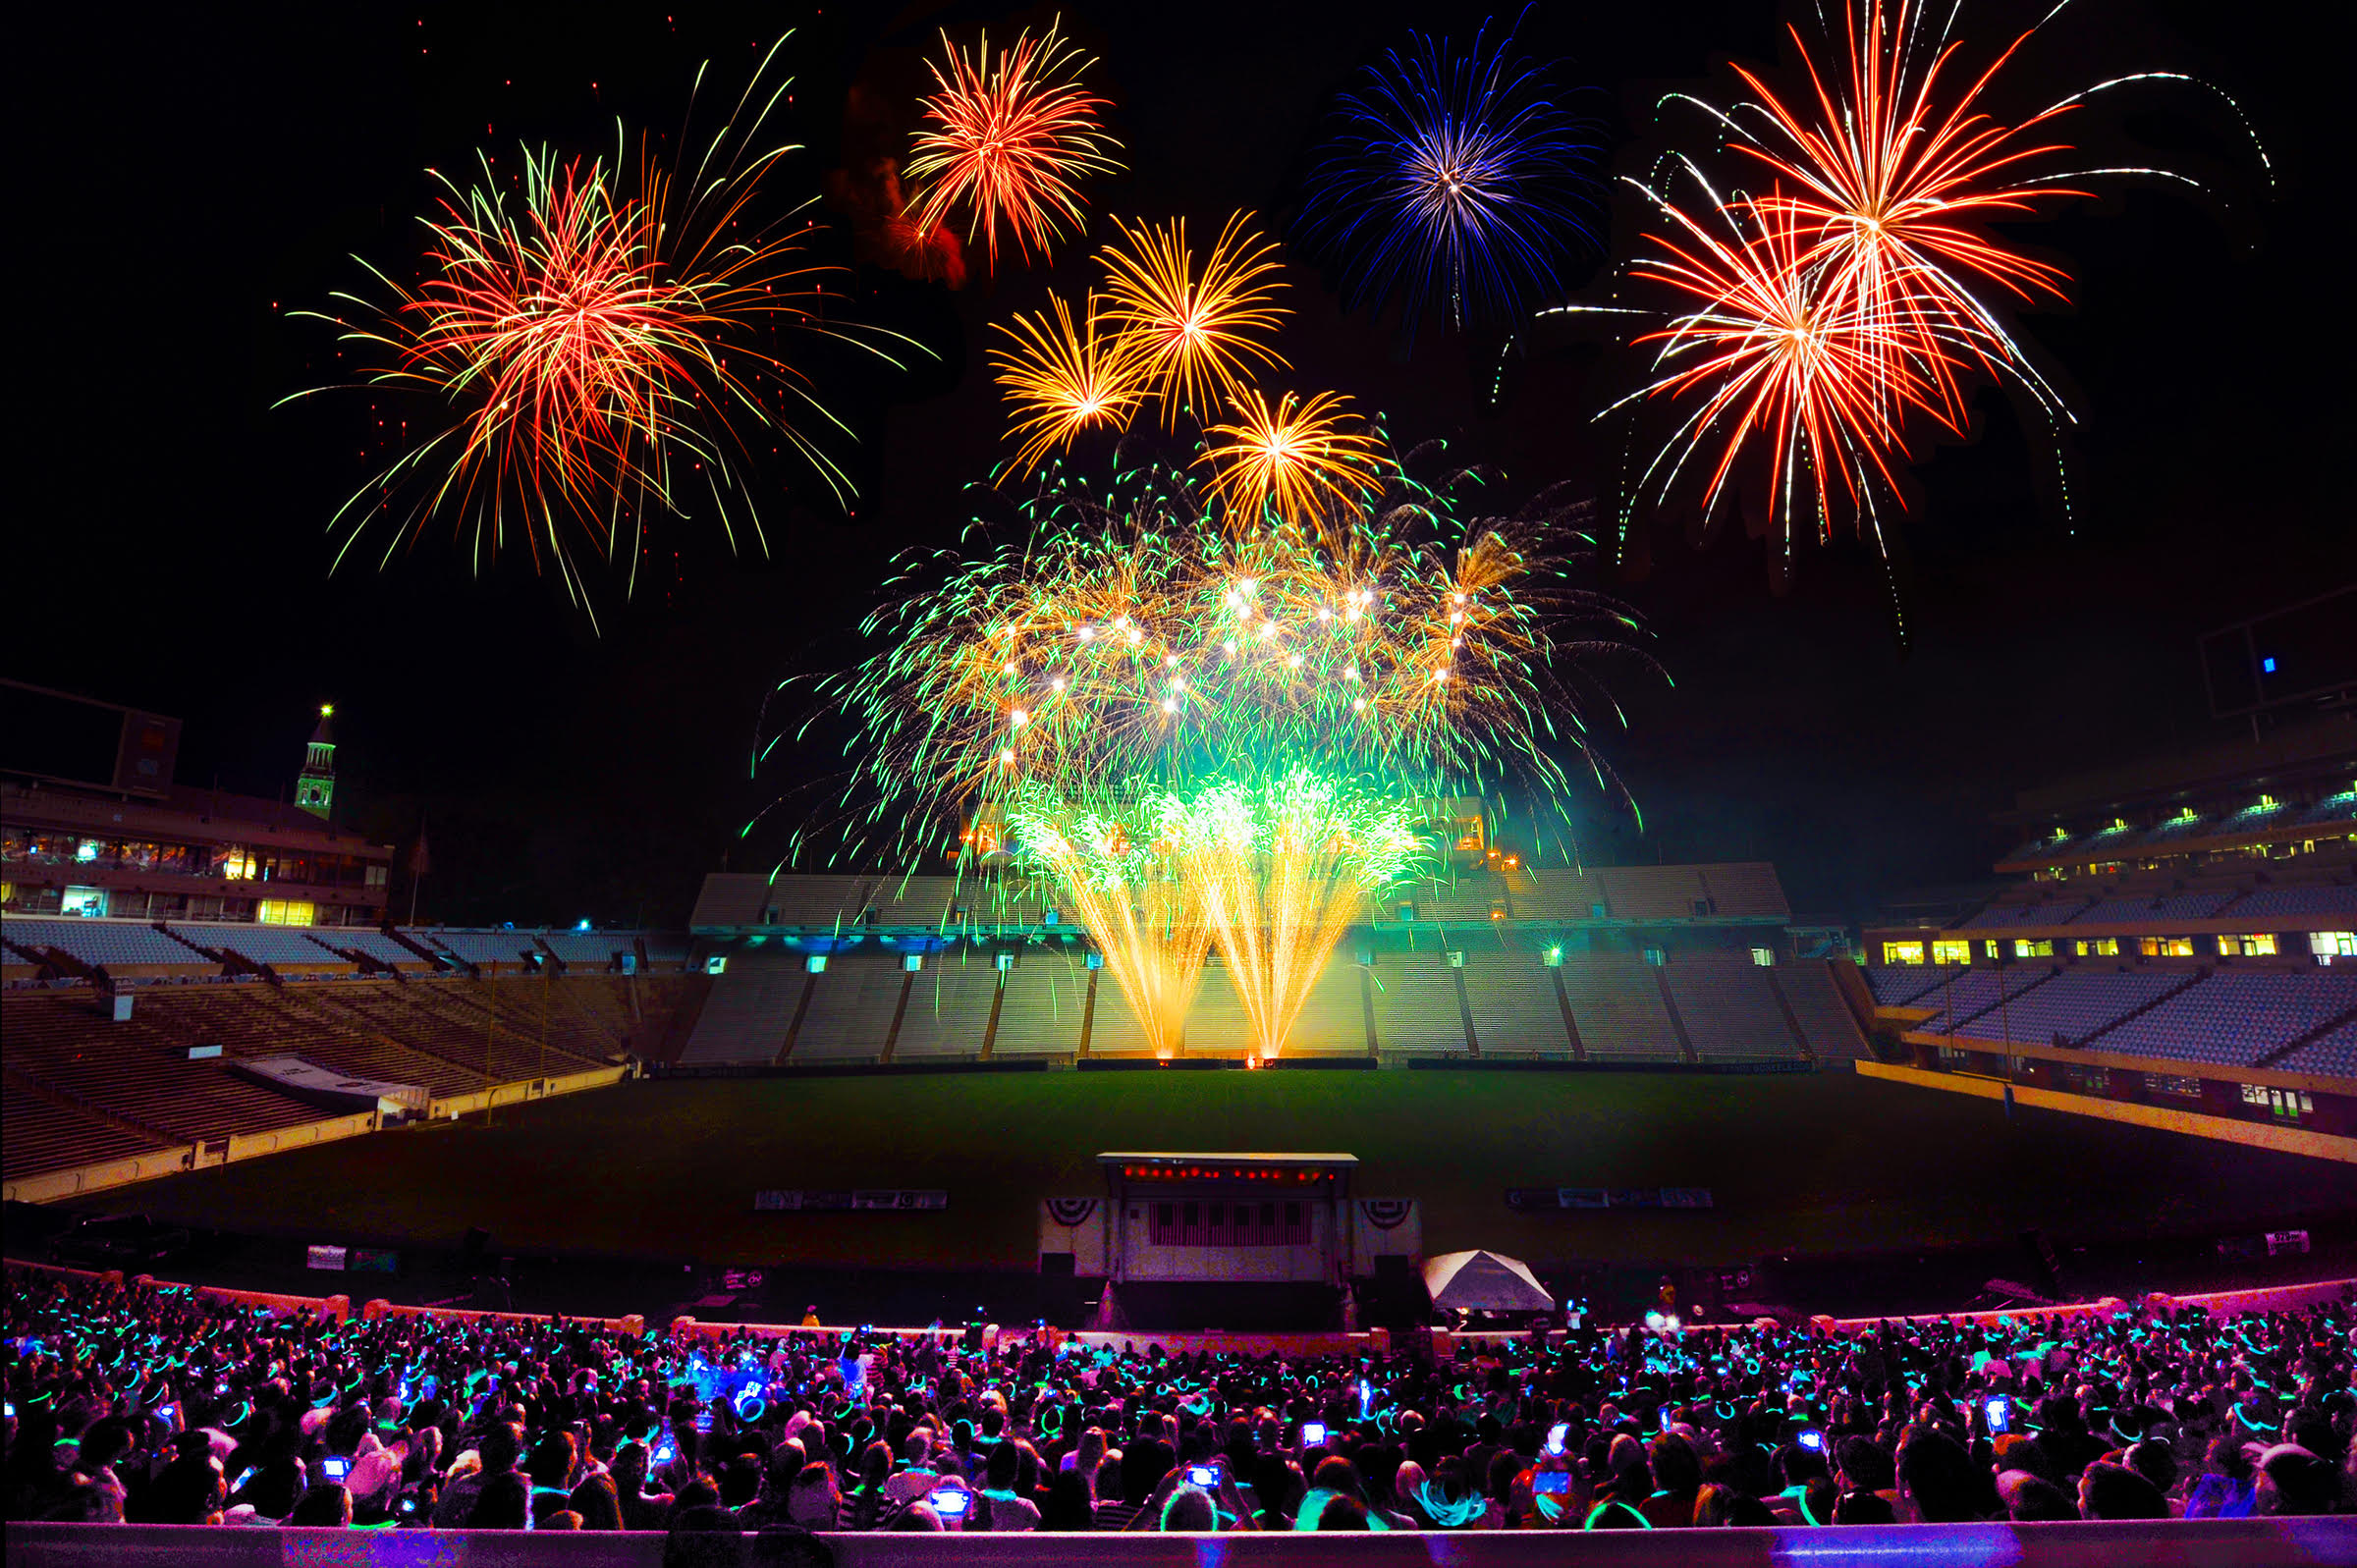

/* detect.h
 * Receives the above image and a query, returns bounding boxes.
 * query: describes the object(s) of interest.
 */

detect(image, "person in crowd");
[5,1263,2351,1536]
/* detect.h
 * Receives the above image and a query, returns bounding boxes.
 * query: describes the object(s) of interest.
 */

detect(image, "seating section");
[2,917,197,967]
[2228,886,2357,919]
[2,974,694,1179]
[680,951,807,1064]
[1916,966,2056,1028]
[783,957,904,1061]
[426,931,550,967]
[2069,893,2236,927]
[1947,969,2186,1049]
[2278,1022,2356,1078]
[1663,960,1805,1061]
[1370,951,1471,1054]
[1185,963,1256,1054]
[1461,956,1570,1054]
[991,957,1083,1056]
[320,930,433,967]
[1557,957,1678,1060]
[1780,963,1868,1058]
[1964,898,2085,930]
[1,1077,165,1180]
[169,923,349,967]
[2096,972,2357,1068]
[1280,960,1367,1055]
[1865,966,1957,1006]
[888,958,999,1060]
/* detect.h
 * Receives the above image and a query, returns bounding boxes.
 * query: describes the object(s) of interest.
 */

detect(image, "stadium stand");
[2067,892,2239,927]
[1369,949,1471,1054]
[2279,1020,2357,1077]
[0,1077,164,1181]
[1778,962,1868,1058]
[1282,957,1369,1054]
[677,949,806,1064]
[1184,961,1256,1054]
[2227,884,2357,919]
[1555,956,1679,1059]
[1946,969,2189,1050]
[1663,957,1806,1061]
[168,922,355,969]
[1864,964,1960,1006]
[1457,953,1568,1054]
[2091,970,2357,1068]
[1963,896,2088,929]
[1900,965,2054,1029]
[991,955,1083,1056]
[2,916,198,968]
[887,955,999,1059]
[425,930,553,967]
[782,955,904,1061]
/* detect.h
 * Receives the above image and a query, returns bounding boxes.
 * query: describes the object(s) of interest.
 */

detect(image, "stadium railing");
[7,1519,2347,1564]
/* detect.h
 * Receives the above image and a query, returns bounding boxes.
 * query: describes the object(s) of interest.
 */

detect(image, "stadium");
[9,0,2356,1559]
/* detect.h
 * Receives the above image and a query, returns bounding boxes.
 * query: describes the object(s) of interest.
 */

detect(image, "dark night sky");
[15,0,2352,926]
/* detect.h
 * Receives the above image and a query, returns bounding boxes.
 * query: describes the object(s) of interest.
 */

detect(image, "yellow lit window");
[221,846,256,881]
[256,899,315,926]
[1454,816,1486,853]
[2073,937,2120,957]
[1931,940,1971,966]
[2220,934,2277,957]
[1881,941,1926,965]
[2013,939,2054,958]
[1984,940,1999,959]
[2139,936,2196,958]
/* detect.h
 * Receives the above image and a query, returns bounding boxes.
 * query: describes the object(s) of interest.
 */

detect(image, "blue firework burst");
[1296,15,1605,345]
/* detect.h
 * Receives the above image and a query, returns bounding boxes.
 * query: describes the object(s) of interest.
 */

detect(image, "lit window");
[1750,947,1775,967]
[2074,937,2121,957]
[1984,940,1999,959]
[1931,941,1971,966]
[256,899,315,926]
[2139,936,2197,958]
[61,886,109,918]
[1454,816,1485,853]
[220,846,256,881]
[75,839,101,863]
[2013,939,2054,958]
[2309,932,2357,959]
[1882,942,1926,966]
[705,954,729,975]
[2220,934,2278,957]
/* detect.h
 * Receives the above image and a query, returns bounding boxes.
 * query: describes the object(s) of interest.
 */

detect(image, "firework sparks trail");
[283,37,912,623]
[776,454,1658,1053]
[1097,212,1291,427]
[907,18,1124,273]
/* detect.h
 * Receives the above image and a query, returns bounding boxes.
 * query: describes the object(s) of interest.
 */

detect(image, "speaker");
[1039,1252,1078,1328]
[1369,1254,1426,1328]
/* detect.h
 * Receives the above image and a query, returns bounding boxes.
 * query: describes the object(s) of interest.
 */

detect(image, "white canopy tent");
[1421,1249,1555,1314]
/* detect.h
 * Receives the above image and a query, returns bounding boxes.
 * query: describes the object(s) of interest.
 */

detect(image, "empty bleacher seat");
[1460,956,1571,1054]
[2227,886,2357,920]
[679,950,809,1064]
[1947,969,2183,1049]
[1663,959,1804,1060]
[1370,950,1471,1054]
[991,956,1083,1056]
[2097,972,2357,1068]
[1556,957,1679,1059]
[887,957,998,1059]
[1781,964,1868,1058]
[3,916,200,968]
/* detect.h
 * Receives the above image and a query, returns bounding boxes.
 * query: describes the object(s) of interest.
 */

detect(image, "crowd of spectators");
[6,1265,2352,1540]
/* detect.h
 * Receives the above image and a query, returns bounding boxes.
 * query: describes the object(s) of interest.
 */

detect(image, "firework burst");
[1098,213,1291,425]
[989,292,1146,473]
[285,38,906,623]
[1522,0,2274,643]
[1296,15,1605,342]
[1194,389,1386,531]
[907,18,1124,273]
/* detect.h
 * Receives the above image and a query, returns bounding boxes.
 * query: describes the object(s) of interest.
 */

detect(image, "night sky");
[16,0,2351,927]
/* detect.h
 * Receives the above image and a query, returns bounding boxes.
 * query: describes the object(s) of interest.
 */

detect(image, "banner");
[753,1189,948,1213]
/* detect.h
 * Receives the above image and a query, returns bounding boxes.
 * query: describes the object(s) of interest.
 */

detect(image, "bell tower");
[297,704,337,821]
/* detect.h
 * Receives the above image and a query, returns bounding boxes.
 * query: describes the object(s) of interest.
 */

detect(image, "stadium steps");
[306,931,402,980]
[2249,998,2357,1070]
[1652,969,1700,1063]
[876,969,917,1064]
[2072,968,2213,1053]
[1763,968,1819,1065]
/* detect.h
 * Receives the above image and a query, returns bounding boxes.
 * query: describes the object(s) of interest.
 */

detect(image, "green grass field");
[62,1067,2357,1286]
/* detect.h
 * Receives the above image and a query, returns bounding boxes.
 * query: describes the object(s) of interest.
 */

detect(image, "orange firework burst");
[1194,388,1385,531]
[1627,195,1957,535]
[1098,212,1290,426]
[907,18,1123,274]
[1727,0,2081,420]
[989,292,1145,473]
